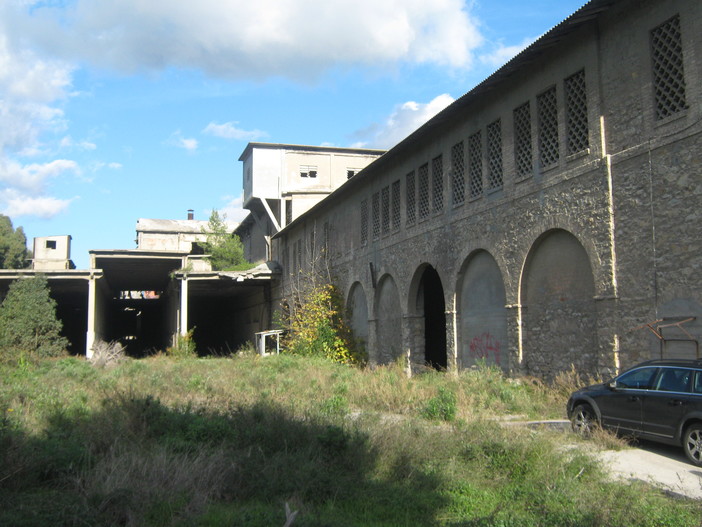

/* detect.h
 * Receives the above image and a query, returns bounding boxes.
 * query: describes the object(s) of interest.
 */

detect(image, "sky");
[0,0,587,269]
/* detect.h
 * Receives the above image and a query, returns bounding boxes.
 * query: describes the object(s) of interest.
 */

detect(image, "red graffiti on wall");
[469,332,501,365]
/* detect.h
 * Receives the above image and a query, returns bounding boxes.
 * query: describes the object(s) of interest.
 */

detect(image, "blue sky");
[0,0,586,269]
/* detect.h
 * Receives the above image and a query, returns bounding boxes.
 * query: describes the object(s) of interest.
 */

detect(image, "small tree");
[0,275,68,361]
[201,210,250,271]
[0,214,29,269]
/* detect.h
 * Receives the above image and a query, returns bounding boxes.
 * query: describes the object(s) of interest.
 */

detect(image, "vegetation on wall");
[0,214,29,269]
[201,210,252,271]
[0,275,68,362]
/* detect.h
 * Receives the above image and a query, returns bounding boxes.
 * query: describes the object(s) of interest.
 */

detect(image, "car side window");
[693,371,702,394]
[653,368,691,392]
[616,367,658,389]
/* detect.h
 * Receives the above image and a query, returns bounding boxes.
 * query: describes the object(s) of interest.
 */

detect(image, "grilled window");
[431,155,444,212]
[381,186,390,233]
[451,141,465,206]
[487,119,503,190]
[538,86,559,168]
[406,171,416,226]
[418,163,429,220]
[468,131,482,199]
[360,198,368,245]
[565,70,589,155]
[514,102,532,180]
[391,180,401,231]
[651,15,686,120]
[372,192,380,240]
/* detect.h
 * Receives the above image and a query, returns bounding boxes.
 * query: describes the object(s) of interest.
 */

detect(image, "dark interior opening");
[421,266,447,370]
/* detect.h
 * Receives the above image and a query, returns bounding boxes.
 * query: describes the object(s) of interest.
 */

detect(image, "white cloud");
[166,131,198,152]
[219,195,249,223]
[9,0,484,78]
[203,121,267,141]
[59,135,97,151]
[352,93,455,149]
[0,158,79,193]
[480,38,534,68]
[0,188,73,219]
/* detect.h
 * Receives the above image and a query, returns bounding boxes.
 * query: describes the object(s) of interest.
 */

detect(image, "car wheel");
[683,424,702,466]
[571,404,596,436]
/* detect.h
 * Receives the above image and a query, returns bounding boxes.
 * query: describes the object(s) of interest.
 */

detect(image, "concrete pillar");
[404,314,424,372]
[86,274,97,358]
[367,317,378,365]
[445,309,458,372]
[180,277,189,336]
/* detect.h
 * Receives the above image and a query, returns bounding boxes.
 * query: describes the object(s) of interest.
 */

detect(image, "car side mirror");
[608,380,618,390]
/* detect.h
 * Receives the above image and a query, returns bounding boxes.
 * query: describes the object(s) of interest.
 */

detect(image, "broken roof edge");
[273,0,615,239]
[238,142,386,162]
[172,261,281,280]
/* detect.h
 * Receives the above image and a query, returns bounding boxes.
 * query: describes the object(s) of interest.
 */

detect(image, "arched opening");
[346,282,369,352]
[458,251,507,370]
[418,266,447,370]
[521,229,597,378]
[374,275,402,365]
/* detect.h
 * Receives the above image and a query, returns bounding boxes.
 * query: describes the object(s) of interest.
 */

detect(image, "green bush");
[0,275,68,362]
[166,329,197,359]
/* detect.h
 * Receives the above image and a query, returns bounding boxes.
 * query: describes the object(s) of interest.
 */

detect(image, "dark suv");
[567,359,702,466]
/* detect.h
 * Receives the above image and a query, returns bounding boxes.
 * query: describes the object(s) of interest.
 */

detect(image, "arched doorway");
[375,275,402,365]
[418,266,447,370]
[346,282,369,351]
[521,229,597,378]
[458,251,507,370]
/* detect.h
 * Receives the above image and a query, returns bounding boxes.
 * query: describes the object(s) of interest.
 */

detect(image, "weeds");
[0,356,699,526]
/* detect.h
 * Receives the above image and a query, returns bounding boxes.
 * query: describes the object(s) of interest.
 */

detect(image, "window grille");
[651,15,686,120]
[431,155,444,212]
[284,244,290,278]
[514,102,532,180]
[360,198,368,245]
[300,165,318,178]
[537,86,559,168]
[418,163,430,220]
[372,192,380,240]
[296,239,302,271]
[323,222,329,255]
[468,131,482,199]
[406,171,416,226]
[565,70,589,155]
[381,186,390,233]
[451,141,465,206]
[391,180,401,231]
[487,120,503,190]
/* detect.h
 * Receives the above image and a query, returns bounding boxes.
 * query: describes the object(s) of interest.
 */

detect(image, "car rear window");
[693,371,702,394]
[654,368,691,392]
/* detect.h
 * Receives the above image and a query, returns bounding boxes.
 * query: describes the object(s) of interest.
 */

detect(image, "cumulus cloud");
[167,131,198,152]
[0,188,73,218]
[219,195,249,223]
[480,38,535,68]
[203,122,267,141]
[352,93,455,149]
[59,135,97,151]
[8,0,484,78]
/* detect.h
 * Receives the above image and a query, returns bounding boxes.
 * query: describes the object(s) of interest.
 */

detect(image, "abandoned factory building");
[260,0,702,379]
[0,0,700,380]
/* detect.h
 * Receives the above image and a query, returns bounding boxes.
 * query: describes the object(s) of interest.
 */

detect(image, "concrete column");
[367,317,378,365]
[85,274,97,359]
[445,309,458,372]
[404,314,424,372]
[180,277,189,336]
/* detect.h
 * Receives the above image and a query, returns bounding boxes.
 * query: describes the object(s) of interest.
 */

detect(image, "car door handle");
[628,396,640,402]
[669,400,684,406]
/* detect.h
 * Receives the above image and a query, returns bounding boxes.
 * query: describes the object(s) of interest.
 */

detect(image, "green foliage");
[0,215,29,269]
[282,283,365,365]
[166,329,197,359]
[0,276,68,361]
[421,386,457,422]
[200,210,251,271]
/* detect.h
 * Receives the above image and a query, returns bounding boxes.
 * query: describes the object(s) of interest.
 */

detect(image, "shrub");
[89,340,126,368]
[0,275,68,362]
[167,329,197,359]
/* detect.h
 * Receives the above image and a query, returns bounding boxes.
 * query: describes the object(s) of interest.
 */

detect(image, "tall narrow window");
[651,15,686,120]
[468,131,482,199]
[431,155,444,212]
[391,180,401,231]
[565,70,589,155]
[487,119,503,190]
[381,186,390,233]
[418,163,430,220]
[360,198,368,245]
[406,171,416,226]
[451,141,465,206]
[323,222,329,256]
[297,239,302,271]
[537,86,559,168]
[514,102,532,180]
[372,192,380,240]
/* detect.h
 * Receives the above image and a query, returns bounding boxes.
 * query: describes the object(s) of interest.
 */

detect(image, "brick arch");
[345,282,369,352]
[456,250,508,370]
[519,229,597,378]
[406,263,447,370]
[373,274,403,365]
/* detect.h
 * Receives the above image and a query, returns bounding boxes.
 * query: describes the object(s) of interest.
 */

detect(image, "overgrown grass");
[0,356,698,526]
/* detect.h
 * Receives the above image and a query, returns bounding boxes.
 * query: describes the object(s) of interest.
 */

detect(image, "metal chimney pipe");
[187,209,194,220]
